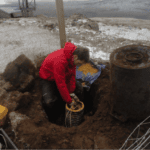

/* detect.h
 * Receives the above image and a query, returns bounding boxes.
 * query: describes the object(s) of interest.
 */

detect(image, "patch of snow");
[9,112,29,130]
[18,19,37,26]
[78,19,88,23]
[73,41,109,61]
[93,51,110,61]
[97,22,150,41]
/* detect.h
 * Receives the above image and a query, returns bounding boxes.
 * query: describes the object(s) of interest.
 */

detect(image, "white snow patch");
[97,22,150,41]
[78,19,88,23]
[73,41,110,61]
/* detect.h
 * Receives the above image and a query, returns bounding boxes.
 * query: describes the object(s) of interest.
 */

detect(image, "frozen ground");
[0,15,150,73]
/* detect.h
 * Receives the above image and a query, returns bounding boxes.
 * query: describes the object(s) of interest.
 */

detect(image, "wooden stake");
[55,0,66,48]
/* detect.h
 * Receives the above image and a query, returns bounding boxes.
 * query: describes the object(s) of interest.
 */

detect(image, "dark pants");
[40,79,83,122]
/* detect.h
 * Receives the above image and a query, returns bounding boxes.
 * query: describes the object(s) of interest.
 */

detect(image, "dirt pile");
[1,54,146,149]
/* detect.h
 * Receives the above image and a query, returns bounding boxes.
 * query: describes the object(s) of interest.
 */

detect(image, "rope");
[65,110,72,128]
[65,111,69,128]
[70,111,72,127]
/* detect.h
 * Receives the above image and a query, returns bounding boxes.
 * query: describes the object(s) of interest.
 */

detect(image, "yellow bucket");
[0,105,8,127]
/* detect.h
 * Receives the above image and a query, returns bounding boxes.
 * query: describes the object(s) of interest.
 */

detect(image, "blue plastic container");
[76,59,106,91]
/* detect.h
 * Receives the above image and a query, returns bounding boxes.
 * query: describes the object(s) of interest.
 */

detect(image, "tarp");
[76,59,106,91]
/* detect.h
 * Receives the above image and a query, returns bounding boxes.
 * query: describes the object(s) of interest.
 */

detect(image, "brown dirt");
[3,55,146,149]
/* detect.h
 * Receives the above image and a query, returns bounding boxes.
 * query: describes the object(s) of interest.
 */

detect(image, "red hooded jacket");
[39,42,77,105]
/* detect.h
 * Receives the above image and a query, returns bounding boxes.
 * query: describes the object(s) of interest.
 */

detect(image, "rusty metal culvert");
[110,44,150,121]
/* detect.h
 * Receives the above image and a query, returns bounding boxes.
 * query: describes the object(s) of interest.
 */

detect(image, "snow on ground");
[0,16,150,73]
[54,18,150,61]
[4,17,150,61]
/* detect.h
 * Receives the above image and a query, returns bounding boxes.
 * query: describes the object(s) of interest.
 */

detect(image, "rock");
[43,23,58,30]
[83,19,99,31]
[67,13,99,31]
[2,54,36,91]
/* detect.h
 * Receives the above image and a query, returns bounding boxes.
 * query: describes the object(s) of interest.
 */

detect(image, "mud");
[2,55,148,149]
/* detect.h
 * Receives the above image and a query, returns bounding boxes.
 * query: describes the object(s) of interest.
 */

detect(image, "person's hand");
[70,93,78,102]
[70,93,75,97]
[68,101,75,108]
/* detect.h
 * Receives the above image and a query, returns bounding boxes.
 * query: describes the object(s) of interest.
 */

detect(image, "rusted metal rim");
[125,52,143,63]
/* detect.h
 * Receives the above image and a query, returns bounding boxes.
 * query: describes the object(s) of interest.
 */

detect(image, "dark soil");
[3,54,148,149]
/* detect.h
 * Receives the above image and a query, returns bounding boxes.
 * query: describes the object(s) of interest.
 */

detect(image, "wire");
[120,115,150,150]
[0,133,7,149]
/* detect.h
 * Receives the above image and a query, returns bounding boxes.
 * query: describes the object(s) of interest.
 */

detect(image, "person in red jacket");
[39,41,89,121]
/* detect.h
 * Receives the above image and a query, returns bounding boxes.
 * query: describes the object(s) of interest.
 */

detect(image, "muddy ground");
[2,54,146,149]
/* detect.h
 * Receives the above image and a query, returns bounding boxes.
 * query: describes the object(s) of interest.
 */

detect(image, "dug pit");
[3,54,147,149]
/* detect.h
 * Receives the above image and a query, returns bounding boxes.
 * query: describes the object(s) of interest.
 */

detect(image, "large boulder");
[2,54,36,92]
[66,13,99,31]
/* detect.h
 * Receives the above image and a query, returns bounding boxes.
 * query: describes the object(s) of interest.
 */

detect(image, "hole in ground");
[42,86,96,127]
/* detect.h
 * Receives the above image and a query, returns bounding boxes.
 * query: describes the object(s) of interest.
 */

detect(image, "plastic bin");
[0,128,18,149]
[0,105,8,127]
[76,59,106,91]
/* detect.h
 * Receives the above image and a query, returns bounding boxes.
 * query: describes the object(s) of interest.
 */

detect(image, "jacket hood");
[64,42,77,66]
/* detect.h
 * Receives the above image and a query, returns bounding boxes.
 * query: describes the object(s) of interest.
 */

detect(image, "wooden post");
[55,0,66,48]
